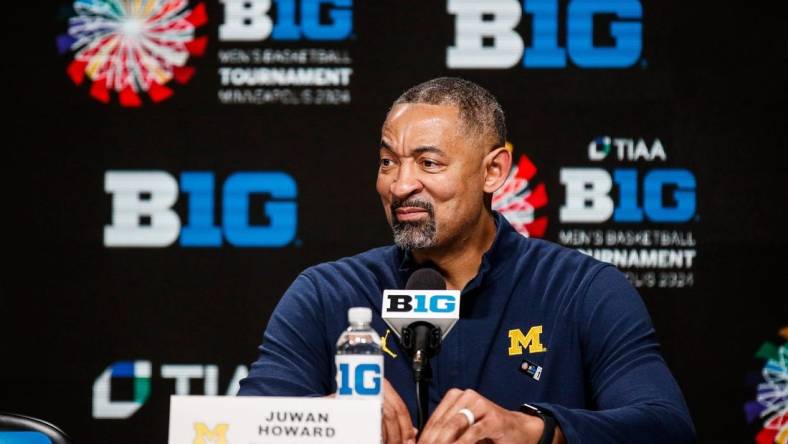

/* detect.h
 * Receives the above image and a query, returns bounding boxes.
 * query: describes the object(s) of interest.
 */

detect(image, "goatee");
[390,199,437,250]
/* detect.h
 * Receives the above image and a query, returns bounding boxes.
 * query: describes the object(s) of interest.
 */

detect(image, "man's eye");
[380,158,393,167]
[421,159,439,168]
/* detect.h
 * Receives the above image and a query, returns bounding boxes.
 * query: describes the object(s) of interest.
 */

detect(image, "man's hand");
[416,388,563,444]
[382,378,418,444]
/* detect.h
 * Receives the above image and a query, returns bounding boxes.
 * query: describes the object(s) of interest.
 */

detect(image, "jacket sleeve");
[237,272,334,396]
[535,266,696,444]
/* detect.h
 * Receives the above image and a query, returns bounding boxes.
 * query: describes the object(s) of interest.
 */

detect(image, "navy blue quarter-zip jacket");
[239,212,696,444]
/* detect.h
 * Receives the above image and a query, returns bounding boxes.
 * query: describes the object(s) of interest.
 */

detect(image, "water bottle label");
[335,355,384,398]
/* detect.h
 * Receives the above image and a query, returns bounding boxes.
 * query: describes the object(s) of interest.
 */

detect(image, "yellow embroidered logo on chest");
[508,326,547,355]
[381,329,398,358]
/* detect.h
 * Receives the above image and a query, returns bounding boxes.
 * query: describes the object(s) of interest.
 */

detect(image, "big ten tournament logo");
[104,170,298,247]
[92,360,249,418]
[56,0,209,107]
[744,326,788,444]
[447,0,642,69]
[558,136,698,289]
[216,0,355,106]
[493,143,549,238]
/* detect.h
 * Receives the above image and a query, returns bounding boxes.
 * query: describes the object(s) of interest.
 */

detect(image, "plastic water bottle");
[335,307,384,398]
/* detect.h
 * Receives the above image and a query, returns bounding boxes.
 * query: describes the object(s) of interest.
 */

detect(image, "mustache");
[390,199,434,218]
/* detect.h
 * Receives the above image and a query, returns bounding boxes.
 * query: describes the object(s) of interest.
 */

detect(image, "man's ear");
[483,146,512,194]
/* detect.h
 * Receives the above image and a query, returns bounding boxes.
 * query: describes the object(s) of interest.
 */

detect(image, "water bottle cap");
[348,307,372,325]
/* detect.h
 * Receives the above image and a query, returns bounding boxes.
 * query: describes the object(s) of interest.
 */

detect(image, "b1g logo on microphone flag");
[56,0,209,106]
[381,290,461,340]
[385,294,456,314]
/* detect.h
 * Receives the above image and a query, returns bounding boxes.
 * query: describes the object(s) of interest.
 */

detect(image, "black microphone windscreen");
[405,268,446,290]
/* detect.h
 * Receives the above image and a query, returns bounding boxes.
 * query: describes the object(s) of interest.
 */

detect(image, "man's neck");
[411,211,497,291]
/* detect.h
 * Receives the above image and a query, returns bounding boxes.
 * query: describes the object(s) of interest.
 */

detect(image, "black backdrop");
[4,1,787,443]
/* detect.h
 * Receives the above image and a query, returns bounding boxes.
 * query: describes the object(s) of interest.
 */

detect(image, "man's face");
[377,103,489,250]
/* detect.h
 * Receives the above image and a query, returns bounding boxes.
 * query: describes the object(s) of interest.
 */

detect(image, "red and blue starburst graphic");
[492,144,549,238]
[56,0,208,106]
[745,327,788,444]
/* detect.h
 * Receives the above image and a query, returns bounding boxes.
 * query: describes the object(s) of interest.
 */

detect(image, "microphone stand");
[402,322,442,432]
[413,350,431,431]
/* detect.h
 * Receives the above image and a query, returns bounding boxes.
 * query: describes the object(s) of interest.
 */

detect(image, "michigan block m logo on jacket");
[508,326,547,355]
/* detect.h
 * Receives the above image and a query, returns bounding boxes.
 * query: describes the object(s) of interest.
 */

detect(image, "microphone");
[402,269,446,383]
[381,268,461,431]
[381,269,461,342]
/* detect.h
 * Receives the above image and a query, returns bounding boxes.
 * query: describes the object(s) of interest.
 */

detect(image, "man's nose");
[390,163,423,199]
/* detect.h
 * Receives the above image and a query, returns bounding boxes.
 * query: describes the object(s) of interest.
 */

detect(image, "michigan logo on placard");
[194,422,229,444]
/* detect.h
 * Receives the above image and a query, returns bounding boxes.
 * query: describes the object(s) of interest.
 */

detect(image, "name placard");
[169,395,381,444]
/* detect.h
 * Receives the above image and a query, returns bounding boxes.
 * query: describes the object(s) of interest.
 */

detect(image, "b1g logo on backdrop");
[447,0,642,69]
[93,360,248,418]
[104,170,298,247]
[561,138,691,223]
[56,0,209,106]
[217,0,355,106]
[557,136,698,289]
[493,143,549,238]
[219,0,352,41]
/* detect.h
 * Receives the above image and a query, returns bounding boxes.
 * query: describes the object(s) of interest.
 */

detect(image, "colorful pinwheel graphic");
[492,144,549,238]
[56,0,208,106]
[745,327,788,444]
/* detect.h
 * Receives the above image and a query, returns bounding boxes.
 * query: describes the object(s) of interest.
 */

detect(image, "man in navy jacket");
[239,77,695,444]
